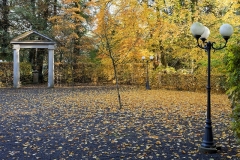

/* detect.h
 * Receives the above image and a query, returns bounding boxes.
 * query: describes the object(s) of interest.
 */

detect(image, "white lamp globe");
[190,22,205,37]
[150,55,154,60]
[142,56,145,60]
[200,26,210,40]
[219,24,233,38]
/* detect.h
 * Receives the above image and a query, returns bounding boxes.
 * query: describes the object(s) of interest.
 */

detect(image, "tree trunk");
[54,0,57,16]
[109,52,122,109]
[36,49,45,83]
[161,52,167,67]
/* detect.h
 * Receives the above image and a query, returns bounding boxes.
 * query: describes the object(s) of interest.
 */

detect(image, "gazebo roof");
[10,30,56,45]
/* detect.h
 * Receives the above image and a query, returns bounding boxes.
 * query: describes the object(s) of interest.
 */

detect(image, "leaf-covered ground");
[0,86,239,159]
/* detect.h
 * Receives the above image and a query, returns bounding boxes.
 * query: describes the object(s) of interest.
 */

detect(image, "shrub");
[224,44,240,142]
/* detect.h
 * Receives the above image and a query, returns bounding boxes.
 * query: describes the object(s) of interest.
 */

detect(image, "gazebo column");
[48,45,55,88]
[13,45,20,88]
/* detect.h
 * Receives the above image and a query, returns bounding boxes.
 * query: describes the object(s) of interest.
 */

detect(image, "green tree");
[224,44,240,143]
[223,0,240,143]
[0,0,11,60]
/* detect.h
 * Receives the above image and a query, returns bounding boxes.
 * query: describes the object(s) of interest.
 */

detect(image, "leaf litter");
[0,86,239,159]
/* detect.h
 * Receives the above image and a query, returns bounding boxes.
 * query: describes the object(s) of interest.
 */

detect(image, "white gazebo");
[10,30,56,88]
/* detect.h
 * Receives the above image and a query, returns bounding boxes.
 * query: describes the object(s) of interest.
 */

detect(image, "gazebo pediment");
[10,30,56,48]
[11,30,55,43]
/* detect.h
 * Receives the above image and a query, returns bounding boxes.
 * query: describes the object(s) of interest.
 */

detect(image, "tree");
[223,0,240,143]
[0,0,11,60]
[93,0,149,109]
[224,44,240,143]
[49,0,95,63]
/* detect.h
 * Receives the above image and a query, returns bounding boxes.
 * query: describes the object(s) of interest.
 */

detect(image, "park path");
[0,87,239,159]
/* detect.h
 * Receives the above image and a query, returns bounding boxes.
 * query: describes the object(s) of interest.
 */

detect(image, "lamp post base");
[199,145,221,154]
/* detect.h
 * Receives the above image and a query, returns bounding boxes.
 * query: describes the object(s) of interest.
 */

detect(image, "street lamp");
[142,55,154,90]
[190,22,233,153]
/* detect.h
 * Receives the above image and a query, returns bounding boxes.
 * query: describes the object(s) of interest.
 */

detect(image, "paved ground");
[0,86,239,159]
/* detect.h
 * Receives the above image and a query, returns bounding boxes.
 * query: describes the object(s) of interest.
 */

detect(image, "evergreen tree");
[0,0,11,60]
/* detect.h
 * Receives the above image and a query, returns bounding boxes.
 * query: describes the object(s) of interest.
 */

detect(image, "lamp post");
[190,22,233,153]
[142,55,154,90]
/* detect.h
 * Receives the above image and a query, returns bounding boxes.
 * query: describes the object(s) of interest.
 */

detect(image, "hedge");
[0,62,226,93]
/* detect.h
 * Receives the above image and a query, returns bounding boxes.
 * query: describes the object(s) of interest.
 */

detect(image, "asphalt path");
[0,87,239,159]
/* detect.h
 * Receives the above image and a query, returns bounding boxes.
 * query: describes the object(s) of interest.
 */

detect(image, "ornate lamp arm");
[196,38,228,51]
[212,40,228,50]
